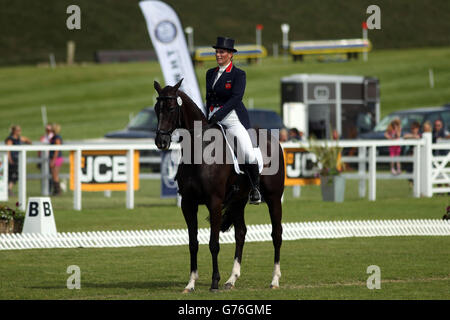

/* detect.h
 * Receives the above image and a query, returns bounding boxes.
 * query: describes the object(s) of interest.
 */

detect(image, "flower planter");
[0,220,23,234]
[320,175,346,202]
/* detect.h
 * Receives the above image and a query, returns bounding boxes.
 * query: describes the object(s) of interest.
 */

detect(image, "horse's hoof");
[270,285,279,290]
[224,283,235,290]
[182,288,194,294]
[209,288,219,293]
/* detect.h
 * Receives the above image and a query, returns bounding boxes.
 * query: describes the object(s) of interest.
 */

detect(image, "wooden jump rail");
[289,38,372,61]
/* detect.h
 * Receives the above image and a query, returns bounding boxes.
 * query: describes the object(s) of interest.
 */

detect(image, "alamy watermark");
[66,5,81,30]
[366,265,381,289]
[67,265,81,289]
[166,122,280,175]
[366,5,381,30]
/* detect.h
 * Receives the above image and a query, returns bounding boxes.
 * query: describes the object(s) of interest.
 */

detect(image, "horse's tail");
[205,204,234,232]
[220,208,234,232]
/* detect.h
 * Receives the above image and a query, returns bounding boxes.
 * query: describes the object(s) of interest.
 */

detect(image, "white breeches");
[209,109,257,164]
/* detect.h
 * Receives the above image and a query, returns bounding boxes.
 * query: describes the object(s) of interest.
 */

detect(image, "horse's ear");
[173,78,183,91]
[154,81,162,94]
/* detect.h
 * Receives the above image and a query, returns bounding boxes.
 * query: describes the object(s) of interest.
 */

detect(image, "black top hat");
[212,36,237,53]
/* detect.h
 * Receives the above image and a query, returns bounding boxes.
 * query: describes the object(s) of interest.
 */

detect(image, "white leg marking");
[184,270,198,291]
[270,263,281,288]
[225,259,241,286]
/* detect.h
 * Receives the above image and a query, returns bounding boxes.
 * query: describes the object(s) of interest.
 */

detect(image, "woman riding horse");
[206,37,261,204]
[153,38,284,292]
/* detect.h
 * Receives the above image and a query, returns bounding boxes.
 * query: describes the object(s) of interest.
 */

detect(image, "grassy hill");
[0,0,449,65]
[0,46,449,141]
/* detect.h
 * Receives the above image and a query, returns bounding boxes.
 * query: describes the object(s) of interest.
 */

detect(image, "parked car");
[248,109,286,130]
[358,105,450,155]
[104,107,285,139]
[359,105,450,140]
[104,107,158,139]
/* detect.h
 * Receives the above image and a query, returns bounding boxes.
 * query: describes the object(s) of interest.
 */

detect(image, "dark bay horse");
[154,79,284,292]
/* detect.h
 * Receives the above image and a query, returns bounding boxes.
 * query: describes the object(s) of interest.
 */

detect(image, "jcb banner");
[139,0,205,115]
[283,148,320,186]
[69,151,139,191]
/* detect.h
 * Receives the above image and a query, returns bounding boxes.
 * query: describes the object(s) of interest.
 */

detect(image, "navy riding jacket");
[205,62,251,129]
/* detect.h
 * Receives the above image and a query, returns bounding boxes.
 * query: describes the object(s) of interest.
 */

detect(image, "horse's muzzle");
[155,132,171,150]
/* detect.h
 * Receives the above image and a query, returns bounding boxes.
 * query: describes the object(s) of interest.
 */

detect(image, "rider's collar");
[218,61,232,73]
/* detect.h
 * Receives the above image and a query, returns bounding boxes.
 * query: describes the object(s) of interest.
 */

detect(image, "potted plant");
[308,136,345,202]
[0,202,25,233]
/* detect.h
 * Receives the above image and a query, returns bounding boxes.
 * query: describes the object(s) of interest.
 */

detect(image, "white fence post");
[73,149,82,210]
[413,145,421,198]
[126,149,135,209]
[41,150,50,196]
[358,146,366,198]
[18,150,27,211]
[421,133,432,197]
[368,145,376,201]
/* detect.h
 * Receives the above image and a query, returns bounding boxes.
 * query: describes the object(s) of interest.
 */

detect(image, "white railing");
[430,138,450,194]
[1,219,449,250]
[0,142,170,211]
[0,132,448,211]
[282,135,427,200]
[26,154,162,196]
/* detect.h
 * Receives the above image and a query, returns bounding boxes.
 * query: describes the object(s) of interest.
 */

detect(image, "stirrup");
[249,188,261,205]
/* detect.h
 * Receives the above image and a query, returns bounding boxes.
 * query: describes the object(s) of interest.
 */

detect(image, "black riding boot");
[52,181,61,196]
[245,163,261,205]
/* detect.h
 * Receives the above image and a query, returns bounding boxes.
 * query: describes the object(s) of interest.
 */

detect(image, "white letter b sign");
[22,197,57,234]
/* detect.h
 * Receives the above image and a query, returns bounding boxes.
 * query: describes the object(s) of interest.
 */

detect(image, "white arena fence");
[0,132,449,211]
[1,219,449,251]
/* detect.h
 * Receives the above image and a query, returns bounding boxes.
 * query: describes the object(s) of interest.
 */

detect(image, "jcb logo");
[81,155,127,183]
[284,148,321,186]
[28,201,52,217]
[285,151,318,178]
[70,151,139,191]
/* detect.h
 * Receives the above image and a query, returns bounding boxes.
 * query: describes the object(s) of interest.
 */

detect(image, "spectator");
[4,125,32,196]
[40,124,54,144]
[279,128,288,142]
[49,123,64,195]
[403,121,422,186]
[422,121,432,133]
[384,118,402,175]
[432,119,450,156]
[37,124,54,169]
[432,119,450,143]
[288,128,302,141]
[403,121,421,139]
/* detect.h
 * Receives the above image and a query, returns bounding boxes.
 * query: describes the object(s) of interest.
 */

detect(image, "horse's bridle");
[156,95,182,137]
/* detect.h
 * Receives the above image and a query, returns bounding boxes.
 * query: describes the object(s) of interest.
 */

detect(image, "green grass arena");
[1,179,449,299]
[0,47,449,299]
